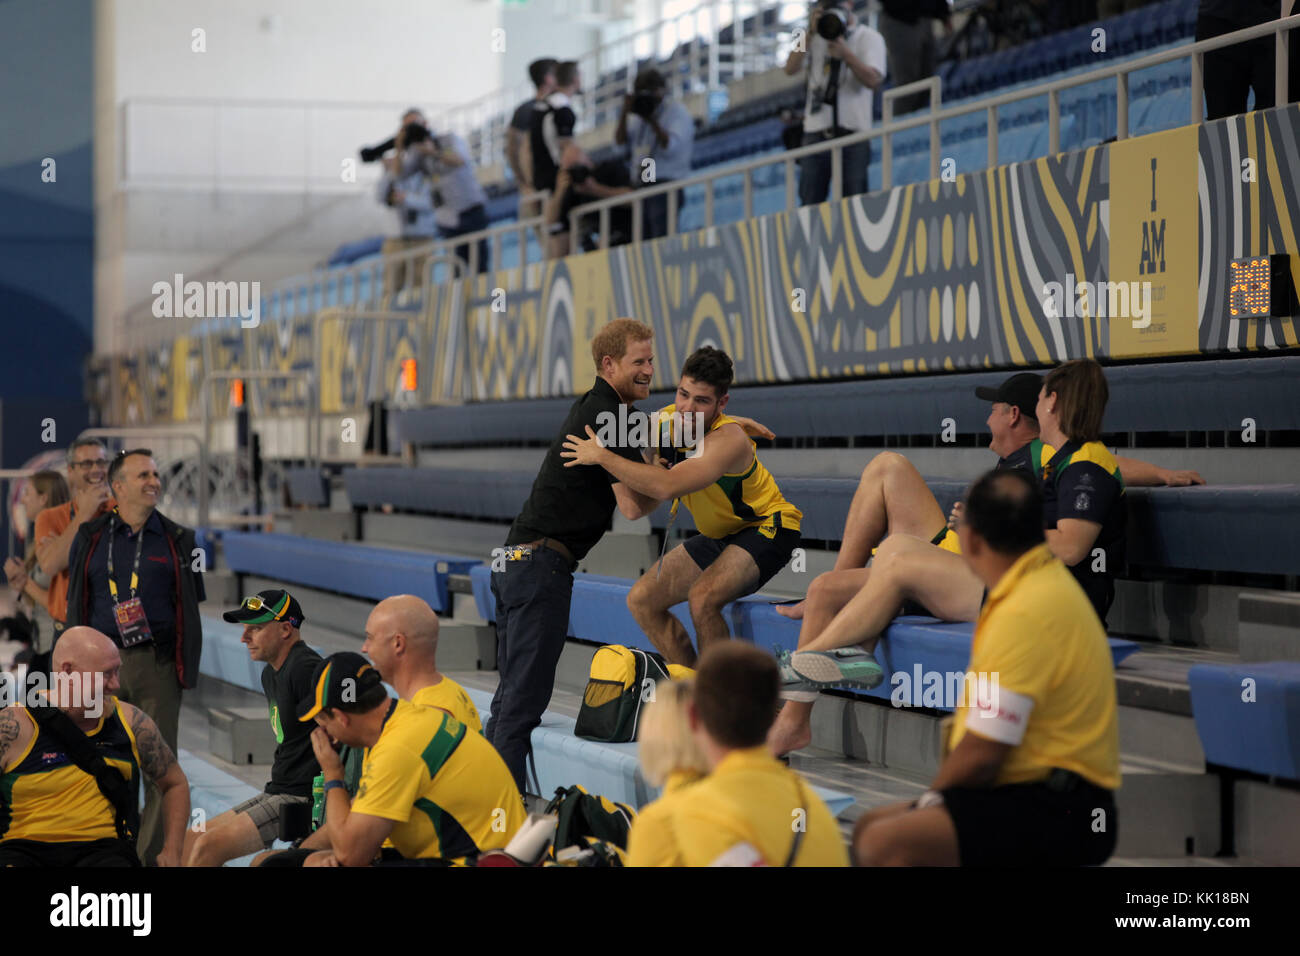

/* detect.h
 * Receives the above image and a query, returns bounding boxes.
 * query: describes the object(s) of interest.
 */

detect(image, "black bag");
[28,704,141,866]
[574,645,671,743]
[543,784,636,866]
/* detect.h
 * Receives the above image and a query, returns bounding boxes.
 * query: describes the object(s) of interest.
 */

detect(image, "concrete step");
[1234,779,1300,864]
[1238,592,1300,662]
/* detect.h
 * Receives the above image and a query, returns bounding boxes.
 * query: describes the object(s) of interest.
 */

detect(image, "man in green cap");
[184,588,322,866]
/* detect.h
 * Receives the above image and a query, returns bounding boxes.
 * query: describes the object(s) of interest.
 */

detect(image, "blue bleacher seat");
[222,532,479,613]
[1188,661,1300,781]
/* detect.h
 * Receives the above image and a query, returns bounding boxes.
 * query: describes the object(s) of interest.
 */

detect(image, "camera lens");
[817,9,846,40]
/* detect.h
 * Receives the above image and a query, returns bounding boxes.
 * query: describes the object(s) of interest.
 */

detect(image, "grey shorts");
[231,792,311,847]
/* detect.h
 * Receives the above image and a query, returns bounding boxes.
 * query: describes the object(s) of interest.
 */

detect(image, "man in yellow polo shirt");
[640,642,846,866]
[852,468,1120,866]
[300,652,525,866]
[362,594,482,733]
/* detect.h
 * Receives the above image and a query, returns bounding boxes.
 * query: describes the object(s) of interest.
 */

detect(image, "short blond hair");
[590,317,653,371]
[637,679,706,786]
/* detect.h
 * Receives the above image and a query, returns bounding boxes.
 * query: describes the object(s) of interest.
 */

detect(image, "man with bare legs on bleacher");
[768,365,1204,756]
[561,347,801,668]
[851,469,1119,866]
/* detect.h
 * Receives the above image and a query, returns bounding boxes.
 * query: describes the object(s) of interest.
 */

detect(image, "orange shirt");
[34,498,114,623]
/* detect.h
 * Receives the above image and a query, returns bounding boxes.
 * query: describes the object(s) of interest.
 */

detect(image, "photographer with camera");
[784,0,887,207]
[543,142,635,257]
[529,61,583,258]
[372,109,490,289]
[615,69,695,241]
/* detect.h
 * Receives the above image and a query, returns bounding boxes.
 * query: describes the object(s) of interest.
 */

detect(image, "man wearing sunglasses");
[34,438,114,634]
[65,447,206,865]
[185,589,321,867]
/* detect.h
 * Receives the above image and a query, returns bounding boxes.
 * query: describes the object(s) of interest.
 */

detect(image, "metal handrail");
[200,372,316,526]
[254,12,1298,298]
[573,13,1300,227]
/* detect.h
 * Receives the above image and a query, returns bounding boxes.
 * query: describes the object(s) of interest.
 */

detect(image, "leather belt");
[515,537,576,568]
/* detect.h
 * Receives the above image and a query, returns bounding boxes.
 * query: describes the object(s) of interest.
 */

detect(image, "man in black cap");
[183,589,321,866]
[767,369,1204,755]
[299,651,525,866]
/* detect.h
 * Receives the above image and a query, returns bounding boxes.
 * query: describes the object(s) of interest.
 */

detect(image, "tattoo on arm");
[0,708,20,768]
[128,706,177,782]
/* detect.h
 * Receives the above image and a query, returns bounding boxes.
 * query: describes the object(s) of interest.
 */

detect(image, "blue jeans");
[799,129,871,206]
[486,547,574,793]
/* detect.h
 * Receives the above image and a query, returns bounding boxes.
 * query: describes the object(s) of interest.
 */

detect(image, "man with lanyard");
[64,448,206,864]
[615,68,695,240]
[784,0,887,206]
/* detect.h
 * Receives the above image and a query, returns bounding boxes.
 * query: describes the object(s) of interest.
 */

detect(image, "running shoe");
[789,647,885,689]
[774,647,820,702]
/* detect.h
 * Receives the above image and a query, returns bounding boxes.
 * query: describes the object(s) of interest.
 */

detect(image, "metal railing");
[572,13,1299,240]
[440,0,803,168]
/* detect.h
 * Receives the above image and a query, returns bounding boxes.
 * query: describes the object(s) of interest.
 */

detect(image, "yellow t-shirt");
[351,699,526,860]
[656,405,802,539]
[625,770,703,867]
[949,543,1121,790]
[668,747,848,867]
[412,678,483,736]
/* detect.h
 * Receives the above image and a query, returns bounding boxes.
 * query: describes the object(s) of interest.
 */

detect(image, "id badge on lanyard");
[108,513,154,648]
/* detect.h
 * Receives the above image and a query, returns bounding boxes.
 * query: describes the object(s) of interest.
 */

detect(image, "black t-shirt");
[262,640,323,796]
[507,376,645,561]
[510,98,541,132]
[995,437,1046,474]
[561,160,634,242]
[1040,440,1127,626]
[529,97,577,192]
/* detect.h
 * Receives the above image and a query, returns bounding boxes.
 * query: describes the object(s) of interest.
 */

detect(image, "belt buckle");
[505,545,533,562]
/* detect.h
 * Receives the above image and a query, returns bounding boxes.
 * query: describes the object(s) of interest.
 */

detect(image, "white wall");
[96,0,507,354]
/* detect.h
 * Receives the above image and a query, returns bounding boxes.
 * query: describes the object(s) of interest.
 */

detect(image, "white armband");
[966,685,1034,745]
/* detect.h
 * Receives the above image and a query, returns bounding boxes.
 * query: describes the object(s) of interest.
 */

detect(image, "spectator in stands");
[0,626,189,866]
[300,651,525,865]
[5,470,70,650]
[488,319,659,792]
[376,108,440,294]
[767,365,1204,755]
[878,1,952,115]
[64,448,205,865]
[1196,0,1298,120]
[785,0,887,206]
[545,142,636,256]
[852,469,1120,866]
[35,438,112,639]
[506,56,558,233]
[625,679,706,866]
[253,594,483,867]
[778,107,805,151]
[531,60,583,257]
[183,589,320,866]
[615,68,695,240]
[562,346,800,668]
[647,643,847,866]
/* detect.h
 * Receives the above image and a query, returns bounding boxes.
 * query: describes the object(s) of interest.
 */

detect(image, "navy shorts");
[683,519,801,594]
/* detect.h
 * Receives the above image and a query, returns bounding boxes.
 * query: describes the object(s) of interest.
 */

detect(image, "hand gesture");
[561,425,606,467]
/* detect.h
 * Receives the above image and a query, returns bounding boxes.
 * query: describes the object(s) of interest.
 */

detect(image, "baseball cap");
[974,372,1042,422]
[222,589,304,628]
[297,651,385,722]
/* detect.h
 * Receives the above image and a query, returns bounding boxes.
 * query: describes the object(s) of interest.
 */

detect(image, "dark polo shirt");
[506,376,644,561]
[86,510,177,647]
